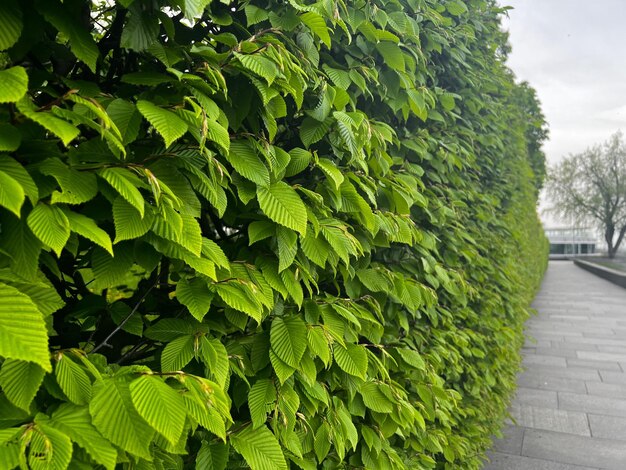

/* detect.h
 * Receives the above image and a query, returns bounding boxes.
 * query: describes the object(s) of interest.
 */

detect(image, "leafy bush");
[0,0,548,469]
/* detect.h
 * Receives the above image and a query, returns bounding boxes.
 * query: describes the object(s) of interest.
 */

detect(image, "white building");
[545,227,597,259]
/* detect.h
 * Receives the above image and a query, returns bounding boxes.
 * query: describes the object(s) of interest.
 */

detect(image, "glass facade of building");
[545,228,597,258]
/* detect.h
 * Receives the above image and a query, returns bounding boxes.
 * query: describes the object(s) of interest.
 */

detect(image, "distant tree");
[547,131,626,258]
[513,82,549,192]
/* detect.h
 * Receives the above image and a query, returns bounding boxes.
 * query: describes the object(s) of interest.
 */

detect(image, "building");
[545,227,597,259]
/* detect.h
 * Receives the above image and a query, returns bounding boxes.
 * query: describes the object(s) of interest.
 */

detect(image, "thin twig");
[89,281,157,354]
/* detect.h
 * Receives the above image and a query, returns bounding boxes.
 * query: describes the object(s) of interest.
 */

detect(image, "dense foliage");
[548,131,626,258]
[0,0,548,468]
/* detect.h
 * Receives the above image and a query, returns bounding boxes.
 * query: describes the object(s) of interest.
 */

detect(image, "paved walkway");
[484,261,626,470]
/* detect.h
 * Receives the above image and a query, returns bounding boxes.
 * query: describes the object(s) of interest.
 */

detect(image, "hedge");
[0,0,548,468]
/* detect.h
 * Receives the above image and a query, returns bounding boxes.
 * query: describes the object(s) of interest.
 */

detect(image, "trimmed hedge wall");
[0,0,548,468]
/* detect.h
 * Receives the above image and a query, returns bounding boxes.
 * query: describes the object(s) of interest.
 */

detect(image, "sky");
[500,0,626,226]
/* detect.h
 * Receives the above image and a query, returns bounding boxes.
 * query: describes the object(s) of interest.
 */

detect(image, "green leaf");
[248,379,277,429]
[248,221,275,245]
[63,209,113,255]
[161,335,195,371]
[215,282,263,322]
[120,4,159,51]
[317,158,344,189]
[0,213,42,280]
[112,197,153,242]
[137,100,189,148]
[0,66,28,103]
[228,141,270,186]
[49,404,118,470]
[0,433,19,470]
[299,117,332,148]
[0,156,37,204]
[376,42,405,72]
[300,12,331,48]
[107,99,142,145]
[360,382,393,413]
[284,148,311,177]
[397,348,425,370]
[90,378,154,460]
[55,354,92,405]
[307,327,330,367]
[0,0,22,50]
[0,170,25,217]
[270,316,307,369]
[0,359,45,411]
[99,167,145,217]
[199,337,230,388]
[257,182,307,235]
[39,1,99,72]
[30,419,73,470]
[176,277,214,321]
[439,93,456,111]
[27,203,70,257]
[41,159,98,205]
[205,119,231,151]
[183,0,211,19]
[231,425,288,470]
[281,270,304,308]
[1,279,64,319]
[202,238,230,270]
[91,244,135,289]
[130,375,187,445]
[144,318,194,342]
[0,123,21,151]
[0,282,50,372]
[185,391,227,439]
[333,343,368,378]
[447,1,468,16]
[276,227,298,272]
[323,65,351,90]
[197,440,229,470]
[269,349,295,384]
[234,52,279,84]
[300,232,330,268]
[17,97,80,146]
[314,422,331,462]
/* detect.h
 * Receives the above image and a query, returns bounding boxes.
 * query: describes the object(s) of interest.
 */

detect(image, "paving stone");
[599,370,626,385]
[510,404,590,436]
[534,347,578,358]
[566,358,621,371]
[550,341,598,352]
[483,452,599,470]
[517,373,587,393]
[522,365,600,381]
[550,315,592,321]
[485,262,626,469]
[548,328,613,336]
[588,414,626,441]
[514,387,558,408]
[577,351,626,363]
[521,428,626,470]
[530,334,569,342]
[597,345,626,354]
[523,354,568,367]
[558,392,626,417]
[528,339,556,348]
[491,425,524,455]
[585,381,626,399]
[565,337,626,347]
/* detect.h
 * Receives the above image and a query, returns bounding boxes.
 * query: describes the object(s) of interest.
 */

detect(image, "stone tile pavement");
[483,261,626,470]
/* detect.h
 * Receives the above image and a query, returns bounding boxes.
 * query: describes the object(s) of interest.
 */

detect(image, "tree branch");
[89,281,157,354]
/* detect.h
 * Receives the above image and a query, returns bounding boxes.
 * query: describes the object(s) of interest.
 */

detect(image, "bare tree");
[547,131,626,258]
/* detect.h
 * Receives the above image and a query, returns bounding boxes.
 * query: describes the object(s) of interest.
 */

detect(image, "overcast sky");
[501,0,626,226]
